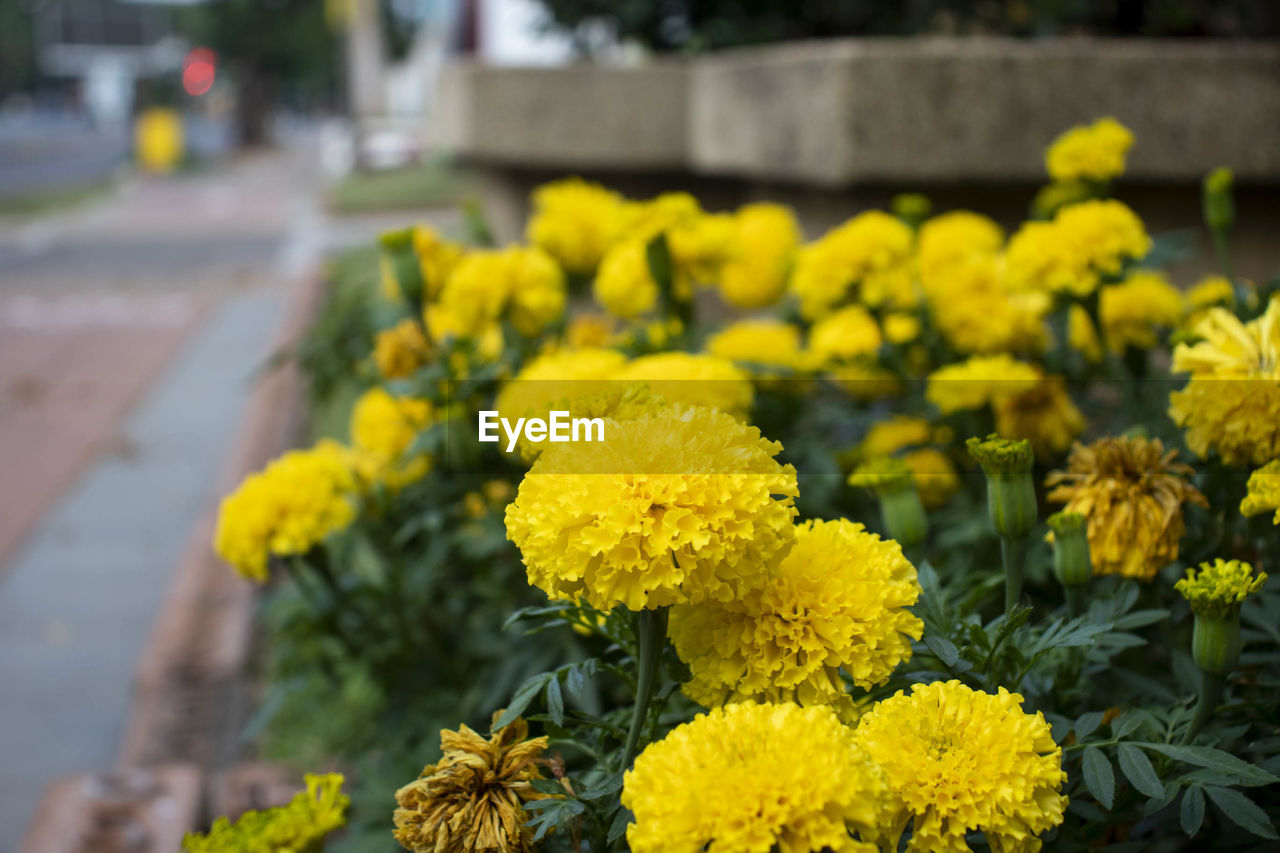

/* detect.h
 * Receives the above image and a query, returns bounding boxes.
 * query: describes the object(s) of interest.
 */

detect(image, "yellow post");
[134,108,184,173]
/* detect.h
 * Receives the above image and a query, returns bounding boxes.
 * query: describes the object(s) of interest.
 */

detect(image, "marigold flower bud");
[1047,511,1091,588]
[1177,559,1267,675]
[849,457,929,546]
[967,435,1037,539]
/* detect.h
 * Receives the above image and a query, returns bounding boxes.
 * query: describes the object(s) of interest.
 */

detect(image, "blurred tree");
[533,0,1278,54]
[0,0,39,100]
[175,0,340,146]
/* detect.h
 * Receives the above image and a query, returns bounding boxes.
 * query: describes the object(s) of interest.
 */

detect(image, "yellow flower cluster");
[504,402,798,610]
[526,177,624,275]
[718,203,801,308]
[1005,200,1150,297]
[1099,270,1184,353]
[791,211,915,319]
[613,352,754,421]
[622,702,887,853]
[704,318,814,378]
[925,354,1041,415]
[373,317,431,380]
[214,443,357,582]
[1046,436,1207,581]
[809,304,884,365]
[669,519,922,716]
[380,225,465,303]
[1170,297,1280,466]
[1241,459,1280,524]
[1176,559,1268,620]
[853,681,1067,853]
[440,245,566,337]
[394,718,549,853]
[183,773,348,853]
[1045,116,1135,183]
[350,387,435,490]
[993,375,1086,459]
[855,417,959,507]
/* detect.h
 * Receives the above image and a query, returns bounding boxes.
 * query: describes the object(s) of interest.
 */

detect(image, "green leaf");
[1117,743,1165,799]
[545,676,564,727]
[1082,747,1115,810]
[1180,786,1205,836]
[608,806,633,843]
[924,635,960,667]
[1204,786,1279,839]
[1109,710,1147,740]
[1139,744,1280,787]
[1075,711,1105,740]
[524,797,585,842]
[494,674,550,730]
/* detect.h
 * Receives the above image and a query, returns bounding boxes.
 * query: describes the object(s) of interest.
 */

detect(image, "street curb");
[20,268,328,852]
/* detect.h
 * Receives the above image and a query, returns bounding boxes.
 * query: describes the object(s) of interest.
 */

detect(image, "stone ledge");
[439,38,1280,186]
[438,61,689,170]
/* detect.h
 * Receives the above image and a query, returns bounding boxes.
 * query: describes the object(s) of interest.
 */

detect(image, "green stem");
[1065,585,1086,618]
[1212,229,1234,283]
[1002,536,1024,614]
[623,607,669,769]
[1183,668,1225,743]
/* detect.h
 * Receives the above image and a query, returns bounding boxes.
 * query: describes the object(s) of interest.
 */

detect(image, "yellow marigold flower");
[526,177,624,275]
[854,680,1067,853]
[670,519,923,715]
[373,318,431,380]
[860,416,936,459]
[214,443,356,583]
[1187,275,1236,312]
[925,355,1041,415]
[790,211,915,319]
[994,375,1085,459]
[613,352,754,420]
[667,211,737,288]
[1241,459,1280,524]
[412,225,465,300]
[183,773,348,853]
[1046,436,1207,581]
[883,312,922,344]
[504,403,798,610]
[564,312,616,349]
[440,246,566,337]
[623,702,887,853]
[424,304,504,364]
[903,448,960,508]
[704,319,812,375]
[925,255,1050,355]
[394,718,549,853]
[718,203,801,308]
[1005,200,1150,297]
[616,191,702,242]
[917,211,1004,282]
[594,240,658,319]
[809,304,884,365]
[350,387,434,489]
[1170,297,1280,466]
[1099,270,1185,353]
[1045,116,1134,183]
[1176,559,1267,620]
[829,361,904,400]
[1069,305,1104,363]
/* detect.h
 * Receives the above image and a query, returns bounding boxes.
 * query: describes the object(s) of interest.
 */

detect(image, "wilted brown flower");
[1045,436,1207,581]
[393,717,550,853]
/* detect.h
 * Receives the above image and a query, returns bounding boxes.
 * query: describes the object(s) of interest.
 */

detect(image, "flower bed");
[190,117,1279,851]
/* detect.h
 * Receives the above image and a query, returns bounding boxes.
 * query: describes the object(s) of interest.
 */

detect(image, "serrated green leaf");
[925,635,960,667]
[1139,743,1280,787]
[546,676,564,726]
[1109,710,1146,740]
[1082,747,1115,810]
[1180,786,1205,836]
[1118,743,1165,799]
[1205,786,1279,839]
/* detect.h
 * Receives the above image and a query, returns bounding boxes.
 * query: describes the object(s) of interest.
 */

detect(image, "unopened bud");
[966,435,1037,539]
